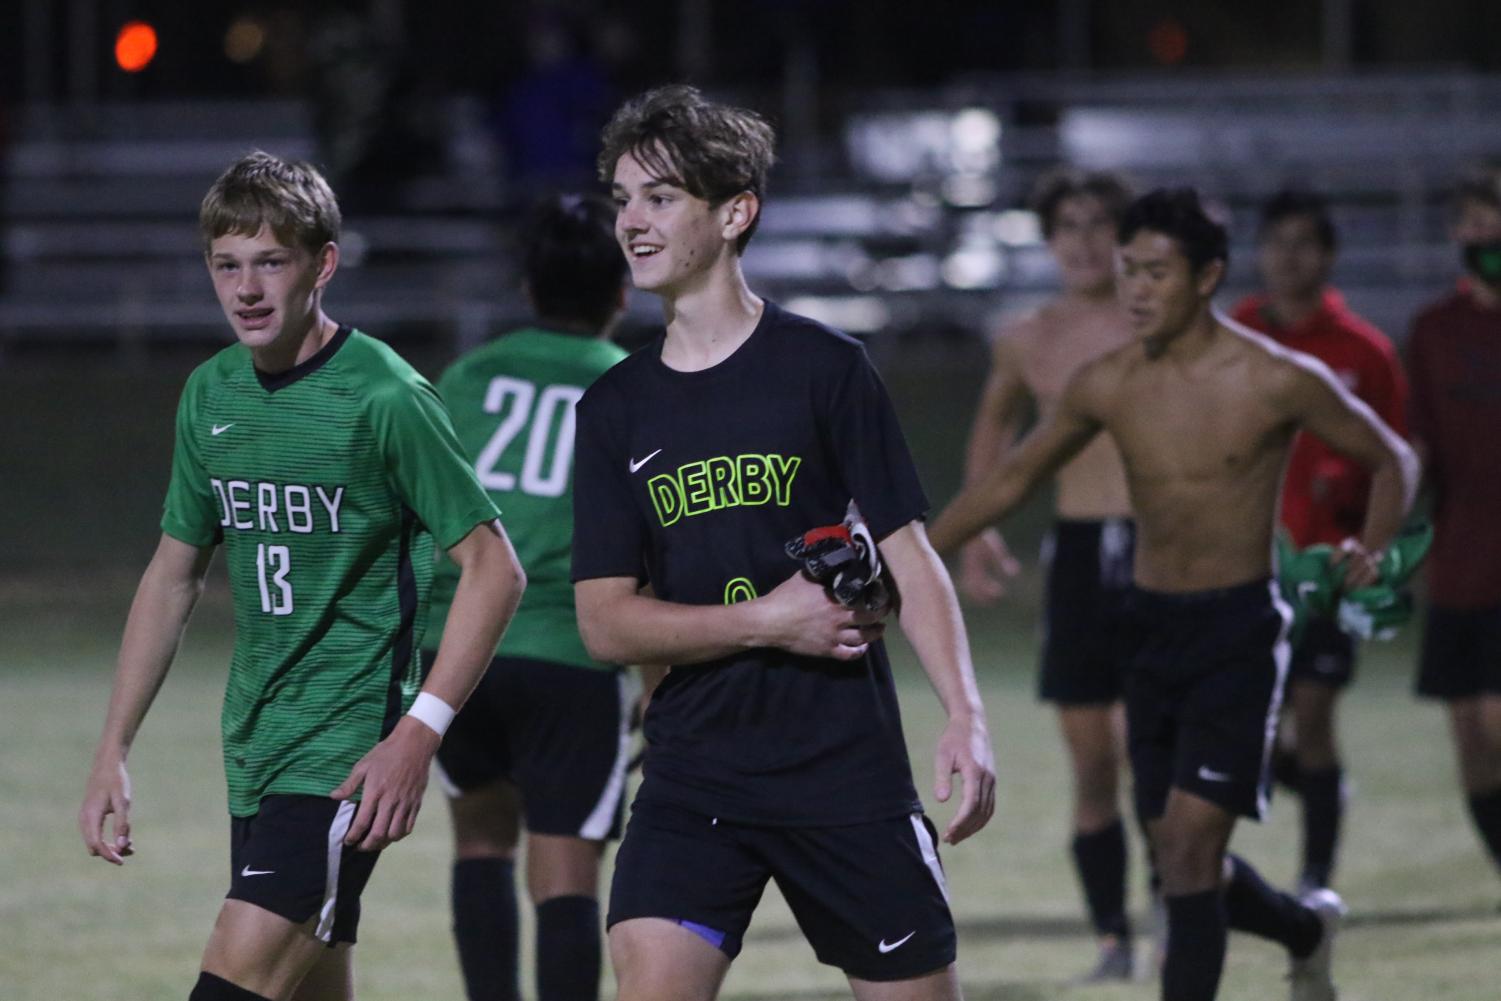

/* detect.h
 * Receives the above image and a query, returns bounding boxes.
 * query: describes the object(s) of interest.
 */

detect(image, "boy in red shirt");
[1231,190,1408,892]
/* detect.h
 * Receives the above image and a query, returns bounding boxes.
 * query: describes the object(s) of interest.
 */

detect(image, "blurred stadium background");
[2,2,1498,999]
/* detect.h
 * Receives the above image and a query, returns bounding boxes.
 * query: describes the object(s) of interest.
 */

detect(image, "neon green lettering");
[738,454,770,505]
[766,454,802,506]
[680,461,713,517]
[648,474,683,527]
[706,456,740,510]
[723,577,758,604]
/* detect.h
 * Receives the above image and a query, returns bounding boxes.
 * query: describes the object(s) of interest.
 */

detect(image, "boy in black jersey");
[572,86,997,1001]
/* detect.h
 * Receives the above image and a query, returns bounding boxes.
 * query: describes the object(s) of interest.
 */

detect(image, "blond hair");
[200,151,341,254]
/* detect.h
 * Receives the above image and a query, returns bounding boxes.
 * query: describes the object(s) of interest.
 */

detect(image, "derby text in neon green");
[648,453,802,527]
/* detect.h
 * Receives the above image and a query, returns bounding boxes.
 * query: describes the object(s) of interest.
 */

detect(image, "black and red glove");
[785,501,900,615]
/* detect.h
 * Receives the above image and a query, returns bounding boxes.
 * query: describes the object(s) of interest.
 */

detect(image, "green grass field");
[2,347,1495,998]
[3,572,1497,1001]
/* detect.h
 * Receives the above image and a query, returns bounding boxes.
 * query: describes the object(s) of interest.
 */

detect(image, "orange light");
[115,21,158,74]
[1148,18,1188,66]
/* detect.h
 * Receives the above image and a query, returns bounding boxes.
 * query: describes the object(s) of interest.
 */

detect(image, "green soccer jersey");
[425,328,627,669]
[161,327,500,817]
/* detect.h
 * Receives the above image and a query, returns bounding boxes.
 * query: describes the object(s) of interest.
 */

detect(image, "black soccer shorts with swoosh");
[227,795,382,945]
[1125,578,1292,822]
[607,802,957,981]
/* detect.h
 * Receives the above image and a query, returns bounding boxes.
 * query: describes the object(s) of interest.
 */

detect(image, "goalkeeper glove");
[785,501,900,615]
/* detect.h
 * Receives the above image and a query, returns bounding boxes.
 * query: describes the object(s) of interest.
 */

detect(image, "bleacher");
[0,97,516,356]
[4,71,1500,357]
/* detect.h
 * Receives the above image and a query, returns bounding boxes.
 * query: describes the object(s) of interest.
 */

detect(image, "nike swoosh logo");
[1197,766,1234,783]
[240,865,275,877]
[212,423,235,436]
[878,930,916,953]
[628,448,663,474]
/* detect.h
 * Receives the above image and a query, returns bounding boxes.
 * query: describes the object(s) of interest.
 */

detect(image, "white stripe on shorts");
[578,670,638,841]
[433,758,463,799]
[1258,580,1295,820]
[315,800,357,942]
[909,814,951,904]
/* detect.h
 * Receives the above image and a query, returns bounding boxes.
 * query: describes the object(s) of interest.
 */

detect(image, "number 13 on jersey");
[256,542,293,615]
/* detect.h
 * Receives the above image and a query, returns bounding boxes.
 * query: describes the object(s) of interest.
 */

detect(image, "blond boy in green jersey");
[78,152,526,1001]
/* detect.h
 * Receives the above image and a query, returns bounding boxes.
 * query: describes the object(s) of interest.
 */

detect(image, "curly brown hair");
[1029,168,1133,240]
[598,85,775,254]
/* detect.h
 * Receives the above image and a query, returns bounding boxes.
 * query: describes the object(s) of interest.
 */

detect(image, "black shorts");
[1125,579,1291,822]
[1289,615,1358,688]
[607,802,956,982]
[227,795,381,945]
[435,655,634,840]
[1415,604,1501,700]
[1039,518,1136,705]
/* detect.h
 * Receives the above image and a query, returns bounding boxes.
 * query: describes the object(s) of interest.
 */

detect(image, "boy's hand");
[331,717,441,850]
[933,713,997,844]
[80,759,135,865]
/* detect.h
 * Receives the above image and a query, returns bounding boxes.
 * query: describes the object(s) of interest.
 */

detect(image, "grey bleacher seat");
[4,76,1501,352]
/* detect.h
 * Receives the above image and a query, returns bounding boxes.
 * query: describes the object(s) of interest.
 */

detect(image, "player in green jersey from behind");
[423,194,634,1001]
[77,151,527,1001]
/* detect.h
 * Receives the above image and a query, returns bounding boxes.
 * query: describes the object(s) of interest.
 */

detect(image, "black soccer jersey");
[571,301,927,825]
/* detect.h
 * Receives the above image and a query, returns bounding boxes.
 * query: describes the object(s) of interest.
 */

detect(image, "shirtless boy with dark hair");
[930,187,1418,1001]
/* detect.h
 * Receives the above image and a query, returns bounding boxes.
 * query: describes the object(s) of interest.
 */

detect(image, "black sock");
[451,858,520,1001]
[189,973,272,1001]
[1162,889,1226,1001]
[1272,746,1302,790]
[1071,819,1132,939]
[1224,854,1323,958]
[536,895,602,1001]
[1299,767,1344,888]
[1466,787,1501,869]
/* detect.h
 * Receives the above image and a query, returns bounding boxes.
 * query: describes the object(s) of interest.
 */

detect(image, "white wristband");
[406,692,457,737]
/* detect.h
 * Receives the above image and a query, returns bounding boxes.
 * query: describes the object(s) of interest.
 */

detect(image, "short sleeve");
[823,346,929,540]
[160,378,224,547]
[433,361,461,407]
[368,375,500,550]
[570,385,649,583]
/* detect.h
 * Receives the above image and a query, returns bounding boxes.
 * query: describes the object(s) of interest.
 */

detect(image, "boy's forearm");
[901,573,985,719]
[423,527,526,710]
[1359,448,1420,555]
[927,470,1022,556]
[885,526,985,719]
[94,544,209,761]
[962,410,1021,488]
[581,591,763,667]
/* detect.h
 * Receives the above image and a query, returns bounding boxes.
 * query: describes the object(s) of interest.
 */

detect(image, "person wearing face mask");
[1230,190,1409,896]
[1406,169,1501,888]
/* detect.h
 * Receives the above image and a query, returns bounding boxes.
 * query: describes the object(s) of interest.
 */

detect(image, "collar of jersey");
[254,325,353,393]
[649,301,776,383]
